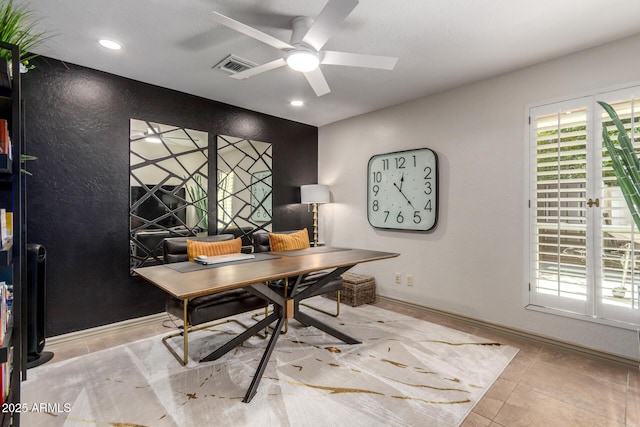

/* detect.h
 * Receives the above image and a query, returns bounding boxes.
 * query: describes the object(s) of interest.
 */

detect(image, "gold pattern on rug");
[414,367,436,374]
[381,358,408,368]
[420,340,502,346]
[391,395,472,405]
[268,377,385,396]
[384,376,468,393]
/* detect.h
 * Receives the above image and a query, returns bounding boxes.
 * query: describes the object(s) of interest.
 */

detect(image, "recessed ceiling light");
[98,39,122,50]
[290,100,304,107]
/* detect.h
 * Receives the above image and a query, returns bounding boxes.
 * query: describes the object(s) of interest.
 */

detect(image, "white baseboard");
[46,312,168,346]
[47,298,640,369]
[377,296,640,369]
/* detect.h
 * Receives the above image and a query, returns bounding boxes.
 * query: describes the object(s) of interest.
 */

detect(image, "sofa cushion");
[186,237,241,261]
[164,234,234,264]
[269,228,310,252]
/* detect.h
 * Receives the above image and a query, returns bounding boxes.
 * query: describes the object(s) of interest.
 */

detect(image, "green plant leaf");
[600,101,640,231]
[186,174,208,229]
[0,0,53,65]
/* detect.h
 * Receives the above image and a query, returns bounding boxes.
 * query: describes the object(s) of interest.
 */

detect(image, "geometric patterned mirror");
[129,119,208,272]
[217,135,272,248]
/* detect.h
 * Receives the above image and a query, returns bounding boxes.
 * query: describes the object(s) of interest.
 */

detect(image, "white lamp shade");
[301,184,330,204]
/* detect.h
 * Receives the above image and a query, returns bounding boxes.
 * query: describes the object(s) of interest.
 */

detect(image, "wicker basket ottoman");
[324,272,376,307]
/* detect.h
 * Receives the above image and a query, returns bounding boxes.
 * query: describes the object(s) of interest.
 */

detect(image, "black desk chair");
[253,231,343,318]
[161,234,268,365]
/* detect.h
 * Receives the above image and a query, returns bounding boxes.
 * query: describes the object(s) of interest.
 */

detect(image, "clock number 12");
[381,157,407,170]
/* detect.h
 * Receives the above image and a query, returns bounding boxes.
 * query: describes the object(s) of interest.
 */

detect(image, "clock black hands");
[393,175,415,209]
[399,190,415,209]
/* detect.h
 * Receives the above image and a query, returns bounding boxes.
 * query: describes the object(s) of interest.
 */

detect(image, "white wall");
[318,33,640,360]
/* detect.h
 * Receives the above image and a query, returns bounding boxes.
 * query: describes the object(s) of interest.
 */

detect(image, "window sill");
[526,304,640,331]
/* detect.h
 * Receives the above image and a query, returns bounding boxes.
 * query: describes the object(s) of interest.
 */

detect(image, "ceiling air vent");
[214,55,257,75]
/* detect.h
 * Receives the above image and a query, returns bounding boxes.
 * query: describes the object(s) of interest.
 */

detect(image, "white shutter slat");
[532,104,589,313]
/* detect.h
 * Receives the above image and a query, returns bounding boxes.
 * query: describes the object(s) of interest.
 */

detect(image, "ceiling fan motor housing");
[290,16,315,46]
[287,17,321,72]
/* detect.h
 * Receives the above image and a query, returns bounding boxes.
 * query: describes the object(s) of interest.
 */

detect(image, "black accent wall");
[22,57,317,337]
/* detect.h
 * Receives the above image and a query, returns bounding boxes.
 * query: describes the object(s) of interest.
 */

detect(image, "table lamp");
[300,184,330,246]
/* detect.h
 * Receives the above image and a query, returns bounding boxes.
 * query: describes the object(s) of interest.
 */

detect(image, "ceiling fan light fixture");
[286,50,319,72]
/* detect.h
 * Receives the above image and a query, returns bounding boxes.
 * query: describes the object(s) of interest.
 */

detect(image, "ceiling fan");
[211,0,398,97]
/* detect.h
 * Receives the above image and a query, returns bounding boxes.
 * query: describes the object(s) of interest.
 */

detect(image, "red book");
[0,119,6,154]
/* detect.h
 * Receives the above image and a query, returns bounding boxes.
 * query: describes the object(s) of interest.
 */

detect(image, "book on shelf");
[0,120,5,155]
[0,119,9,157]
[0,346,11,404]
[4,212,11,242]
[0,209,6,247]
[0,281,6,343]
[0,361,4,404]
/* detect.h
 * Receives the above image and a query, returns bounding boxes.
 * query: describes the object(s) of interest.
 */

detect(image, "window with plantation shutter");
[528,86,640,328]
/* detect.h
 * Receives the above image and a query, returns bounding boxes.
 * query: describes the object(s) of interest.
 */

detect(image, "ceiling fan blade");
[302,0,359,51]
[230,58,287,80]
[321,50,398,70]
[303,68,331,97]
[211,11,294,51]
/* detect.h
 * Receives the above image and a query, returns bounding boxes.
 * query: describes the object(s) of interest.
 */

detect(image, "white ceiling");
[17,0,640,127]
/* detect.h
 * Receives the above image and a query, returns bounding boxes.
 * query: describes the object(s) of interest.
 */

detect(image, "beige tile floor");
[41,299,640,427]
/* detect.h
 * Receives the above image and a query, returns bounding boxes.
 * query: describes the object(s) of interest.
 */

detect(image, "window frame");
[525,82,640,331]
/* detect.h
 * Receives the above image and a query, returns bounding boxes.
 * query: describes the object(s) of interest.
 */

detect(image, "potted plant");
[0,0,50,72]
[0,1,50,173]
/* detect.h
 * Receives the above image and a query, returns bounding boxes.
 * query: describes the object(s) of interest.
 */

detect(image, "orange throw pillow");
[186,237,242,261]
[269,229,311,252]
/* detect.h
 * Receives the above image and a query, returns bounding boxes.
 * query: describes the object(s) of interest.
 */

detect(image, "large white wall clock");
[367,148,439,231]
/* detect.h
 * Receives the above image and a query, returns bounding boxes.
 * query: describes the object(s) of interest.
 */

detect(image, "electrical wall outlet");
[395,272,401,284]
[407,275,414,286]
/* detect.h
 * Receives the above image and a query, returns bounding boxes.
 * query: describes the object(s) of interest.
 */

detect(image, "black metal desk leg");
[294,311,361,345]
[200,311,280,362]
[243,313,286,403]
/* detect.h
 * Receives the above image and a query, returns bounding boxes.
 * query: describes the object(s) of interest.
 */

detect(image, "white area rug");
[22,298,518,426]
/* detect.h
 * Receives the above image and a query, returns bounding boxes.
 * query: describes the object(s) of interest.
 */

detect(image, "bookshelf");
[0,41,23,427]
